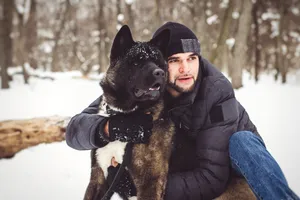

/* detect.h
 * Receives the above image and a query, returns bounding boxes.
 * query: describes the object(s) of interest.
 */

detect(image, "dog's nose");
[153,69,165,77]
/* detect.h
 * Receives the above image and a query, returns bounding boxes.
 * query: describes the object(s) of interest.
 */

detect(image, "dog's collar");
[97,96,138,117]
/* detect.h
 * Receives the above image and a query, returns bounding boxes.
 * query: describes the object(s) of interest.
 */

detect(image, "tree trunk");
[209,0,234,66]
[0,0,7,89]
[125,1,134,35]
[231,0,253,89]
[15,0,30,84]
[252,0,261,82]
[25,0,38,69]
[70,2,80,71]
[278,2,289,84]
[116,0,124,26]
[1,0,13,89]
[3,0,13,68]
[0,116,70,159]
[98,0,108,73]
[274,39,280,81]
[51,0,71,72]
[154,0,163,31]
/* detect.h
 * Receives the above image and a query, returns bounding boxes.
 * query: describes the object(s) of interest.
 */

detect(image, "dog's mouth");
[149,83,161,91]
[134,83,162,100]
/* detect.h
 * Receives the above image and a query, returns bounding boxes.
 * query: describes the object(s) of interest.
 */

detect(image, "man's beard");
[168,77,196,93]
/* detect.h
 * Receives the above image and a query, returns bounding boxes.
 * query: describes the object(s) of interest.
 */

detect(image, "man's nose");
[179,60,190,73]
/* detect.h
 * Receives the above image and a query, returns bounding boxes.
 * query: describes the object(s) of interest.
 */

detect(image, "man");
[66,22,299,199]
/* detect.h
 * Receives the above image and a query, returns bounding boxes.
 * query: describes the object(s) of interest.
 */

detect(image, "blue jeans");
[229,131,299,200]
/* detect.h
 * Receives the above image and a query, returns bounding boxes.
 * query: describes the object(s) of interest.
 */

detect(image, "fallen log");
[0,116,71,159]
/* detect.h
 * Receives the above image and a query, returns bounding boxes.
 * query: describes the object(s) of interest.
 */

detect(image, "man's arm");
[66,96,109,150]
[65,96,154,150]
[165,78,239,200]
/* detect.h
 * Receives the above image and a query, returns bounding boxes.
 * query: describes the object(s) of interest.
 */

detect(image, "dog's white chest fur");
[95,141,127,178]
[96,140,138,200]
[96,97,138,199]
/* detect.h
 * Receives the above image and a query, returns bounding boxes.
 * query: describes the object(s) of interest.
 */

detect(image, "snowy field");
[0,71,300,200]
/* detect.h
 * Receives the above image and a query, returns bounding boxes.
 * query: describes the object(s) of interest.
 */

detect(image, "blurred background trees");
[0,0,300,89]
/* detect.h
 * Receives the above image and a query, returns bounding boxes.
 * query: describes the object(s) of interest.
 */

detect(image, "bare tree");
[154,0,163,29]
[209,0,234,66]
[252,0,261,82]
[0,0,13,89]
[70,1,79,70]
[1,0,300,84]
[276,0,290,83]
[126,0,134,30]
[3,0,12,69]
[0,0,5,89]
[98,0,108,73]
[25,0,37,69]
[15,0,34,84]
[230,0,253,89]
[51,0,72,72]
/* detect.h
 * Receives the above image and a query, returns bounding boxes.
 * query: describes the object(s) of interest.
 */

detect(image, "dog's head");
[101,25,170,112]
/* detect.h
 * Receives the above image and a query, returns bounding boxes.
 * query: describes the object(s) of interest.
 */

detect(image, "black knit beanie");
[152,22,201,58]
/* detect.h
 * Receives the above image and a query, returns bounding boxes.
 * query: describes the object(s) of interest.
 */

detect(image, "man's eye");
[168,59,179,63]
[188,56,197,61]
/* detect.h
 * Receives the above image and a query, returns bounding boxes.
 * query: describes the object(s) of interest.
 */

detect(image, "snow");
[220,0,229,8]
[39,42,53,54]
[15,0,31,25]
[116,24,122,31]
[226,38,235,49]
[232,11,240,19]
[262,12,280,21]
[206,14,218,25]
[143,29,150,35]
[292,7,299,15]
[289,31,300,42]
[117,14,124,22]
[125,0,135,5]
[205,9,212,16]
[0,71,300,199]
[206,1,212,8]
[270,20,279,38]
[282,44,287,55]
[296,44,300,57]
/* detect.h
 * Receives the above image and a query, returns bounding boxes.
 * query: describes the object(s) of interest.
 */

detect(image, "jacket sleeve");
[65,96,109,150]
[165,77,239,200]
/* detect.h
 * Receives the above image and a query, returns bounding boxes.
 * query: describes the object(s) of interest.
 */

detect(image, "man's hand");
[107,158,137,197]
[106,112,153,143]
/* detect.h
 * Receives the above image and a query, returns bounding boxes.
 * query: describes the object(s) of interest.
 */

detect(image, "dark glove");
[107,164,137,197]
[108,112,153,143]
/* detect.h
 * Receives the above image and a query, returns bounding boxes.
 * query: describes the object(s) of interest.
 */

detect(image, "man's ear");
[110,25,134,61]
[149,29,171,58]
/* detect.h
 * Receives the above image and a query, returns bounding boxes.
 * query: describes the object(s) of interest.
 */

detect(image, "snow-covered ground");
[0,71,299,200]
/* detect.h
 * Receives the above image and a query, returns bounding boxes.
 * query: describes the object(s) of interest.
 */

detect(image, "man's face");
[167,52,199,97]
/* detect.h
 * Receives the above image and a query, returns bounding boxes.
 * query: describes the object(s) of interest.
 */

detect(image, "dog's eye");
[133,62,138,66]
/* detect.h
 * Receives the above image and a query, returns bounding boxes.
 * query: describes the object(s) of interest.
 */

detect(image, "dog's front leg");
[131,141,171,199]
[84,149,109,200]
[133,172,167,200]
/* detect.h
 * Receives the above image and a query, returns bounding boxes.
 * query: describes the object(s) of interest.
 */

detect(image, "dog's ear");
[149,29,171,58]
[110,25,134,61]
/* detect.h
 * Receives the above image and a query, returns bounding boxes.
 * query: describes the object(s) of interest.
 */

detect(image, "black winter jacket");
[66,58,259,200]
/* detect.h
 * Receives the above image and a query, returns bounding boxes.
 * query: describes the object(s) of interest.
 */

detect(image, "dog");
[83,25,255,200]
[83,25,174,200]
